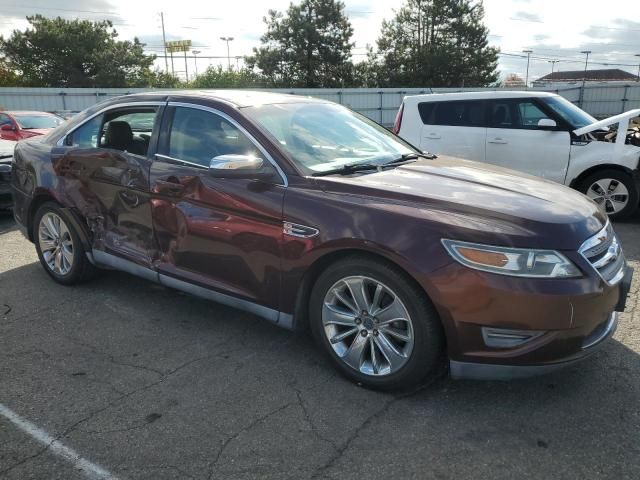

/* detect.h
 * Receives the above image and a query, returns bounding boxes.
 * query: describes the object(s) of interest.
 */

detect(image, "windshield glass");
[244,103,416,174]
[14,114,64,130]
[540,96,596,129]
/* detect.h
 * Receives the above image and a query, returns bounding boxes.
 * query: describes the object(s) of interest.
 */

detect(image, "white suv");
[394,91,640,219]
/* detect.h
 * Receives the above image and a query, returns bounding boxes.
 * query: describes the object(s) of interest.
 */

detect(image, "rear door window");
[419,100,485,127]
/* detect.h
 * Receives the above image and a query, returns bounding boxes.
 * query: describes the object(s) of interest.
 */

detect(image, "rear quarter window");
[418,100,485,127]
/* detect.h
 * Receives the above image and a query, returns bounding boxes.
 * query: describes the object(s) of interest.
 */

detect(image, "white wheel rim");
[586,178,629,215]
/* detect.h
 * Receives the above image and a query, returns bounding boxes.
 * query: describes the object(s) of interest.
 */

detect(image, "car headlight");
[441,239,581,278]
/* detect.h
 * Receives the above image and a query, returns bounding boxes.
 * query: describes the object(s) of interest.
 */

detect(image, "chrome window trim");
[55,101,165,147]
[167,101,288,187]
[578,220,625,286]
[154,153,208,170]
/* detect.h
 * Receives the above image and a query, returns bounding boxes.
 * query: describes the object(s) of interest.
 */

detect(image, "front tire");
[309,256,444,391]
[579,169,639,220]
[34,202,96,285]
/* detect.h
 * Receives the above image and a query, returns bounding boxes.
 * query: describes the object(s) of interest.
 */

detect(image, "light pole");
[635,54,640,82]
[523,49,533,88]
[220,37,234,71]
[548,60,560,75]
[192,50,201,76]
[580,50,591,107]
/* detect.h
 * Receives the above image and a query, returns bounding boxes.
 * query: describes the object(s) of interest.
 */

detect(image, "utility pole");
[580,50,591,107]
[635,54,640,82]
[184,50,189,82]
[160,12,169,73]
[220,37,234,71]
[523,50,533,88]
[192,50,201,76]
[235,56,240,70]
[548,60,560,75]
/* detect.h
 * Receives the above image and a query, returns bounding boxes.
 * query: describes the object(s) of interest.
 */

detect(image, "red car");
[0,111,64,141]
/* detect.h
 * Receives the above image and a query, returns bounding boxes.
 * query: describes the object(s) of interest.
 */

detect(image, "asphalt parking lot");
[0,212,638,480]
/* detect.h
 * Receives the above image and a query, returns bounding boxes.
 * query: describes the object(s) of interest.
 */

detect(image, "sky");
[1,0,639,84]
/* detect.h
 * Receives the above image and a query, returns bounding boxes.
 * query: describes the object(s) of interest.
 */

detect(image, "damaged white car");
[394,91,640,219]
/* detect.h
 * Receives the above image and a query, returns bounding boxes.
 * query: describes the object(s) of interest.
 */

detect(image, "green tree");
[0,15,158,87]
[246,0,355,87]
[0,57,20,86]
[190,66,270,88]
[370,0,499,87]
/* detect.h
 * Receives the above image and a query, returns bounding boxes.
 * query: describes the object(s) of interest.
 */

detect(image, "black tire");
[309,255,444,391]
[578,169,639,221]
[33,202,97,285]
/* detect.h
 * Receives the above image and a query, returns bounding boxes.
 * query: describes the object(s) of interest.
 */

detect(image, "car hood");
[20,128,51,137]
[313,156,606,250]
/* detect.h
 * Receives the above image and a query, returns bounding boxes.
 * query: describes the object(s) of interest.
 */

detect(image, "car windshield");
[13,114,64,130]
[540,96,596,130]
[244,103,416,174]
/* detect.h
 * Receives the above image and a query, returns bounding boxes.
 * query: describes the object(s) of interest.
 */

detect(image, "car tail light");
[392,103,404,134]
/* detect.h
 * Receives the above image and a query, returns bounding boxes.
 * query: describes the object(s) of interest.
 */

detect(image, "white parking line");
[0,403,118,480]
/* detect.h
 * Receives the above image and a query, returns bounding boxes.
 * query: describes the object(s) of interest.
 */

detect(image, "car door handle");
[155,179,185,196]
[425,133,441,139]
[488,138,508,144]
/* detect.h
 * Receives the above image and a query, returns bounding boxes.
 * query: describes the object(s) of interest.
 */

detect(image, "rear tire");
[33,202,96,285]
[309,256,444,391]
[578,169,639,221]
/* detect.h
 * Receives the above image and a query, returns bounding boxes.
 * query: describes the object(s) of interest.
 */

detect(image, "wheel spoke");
[333,288,358,314]
[376,298,409,325]
[343,278,370,313]
[323,303,357,326]
[341,333,368,371]
[374,332,407,371]
[369,284,384,315]
[330,327,359,344]
[380,325,411,343]
[54,249,62,273]
[370,337,380,374]
[61,246,73,270]
[39,238,56,252]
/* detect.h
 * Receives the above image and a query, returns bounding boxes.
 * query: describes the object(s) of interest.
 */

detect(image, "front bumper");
[450,311,619,380]
[444,264,633,381]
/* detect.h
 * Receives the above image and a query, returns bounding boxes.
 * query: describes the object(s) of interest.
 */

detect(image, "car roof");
[403,91,559,103]
[4,111,58,116]
[129,89,330,108]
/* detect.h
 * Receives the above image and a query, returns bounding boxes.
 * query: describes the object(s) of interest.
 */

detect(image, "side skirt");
[91,250,294,329]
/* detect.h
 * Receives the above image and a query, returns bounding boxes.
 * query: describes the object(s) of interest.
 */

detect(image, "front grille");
[579,222,625,285]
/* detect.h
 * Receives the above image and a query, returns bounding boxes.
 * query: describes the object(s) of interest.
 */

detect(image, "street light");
[523,49,533,88]
[635,54,640,82]
[548,60,560,75]
[192,50,201,76]
[220,37,234,71]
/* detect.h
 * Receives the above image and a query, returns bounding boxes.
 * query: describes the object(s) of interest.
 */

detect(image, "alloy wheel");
[586,178,629,214]
[38,212,74,276]
[322,276,414,376]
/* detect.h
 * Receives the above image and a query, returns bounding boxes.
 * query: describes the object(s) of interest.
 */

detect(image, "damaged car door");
[149,103,286,317]
[54,104,162,266]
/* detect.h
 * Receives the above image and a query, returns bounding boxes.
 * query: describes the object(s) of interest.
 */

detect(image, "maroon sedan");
[0,111,64,141]
[10,91,633,390]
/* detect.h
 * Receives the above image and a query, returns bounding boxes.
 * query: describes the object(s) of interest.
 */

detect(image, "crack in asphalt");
[309,380,441,480]
[206,402,295,480]
[0,335,236,478]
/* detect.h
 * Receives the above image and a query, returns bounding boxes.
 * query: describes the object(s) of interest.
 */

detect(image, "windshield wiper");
[311,163,381,177]
[384,152,437,165]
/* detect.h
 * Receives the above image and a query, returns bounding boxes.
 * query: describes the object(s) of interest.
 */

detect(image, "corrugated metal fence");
[1,84,639,126]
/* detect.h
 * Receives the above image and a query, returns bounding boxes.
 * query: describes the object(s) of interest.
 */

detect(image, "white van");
[394,91,640,219]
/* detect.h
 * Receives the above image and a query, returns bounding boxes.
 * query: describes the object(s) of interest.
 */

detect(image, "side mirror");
[537,118,557,129]
[1,124,15,131]
[208,154,275,180]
